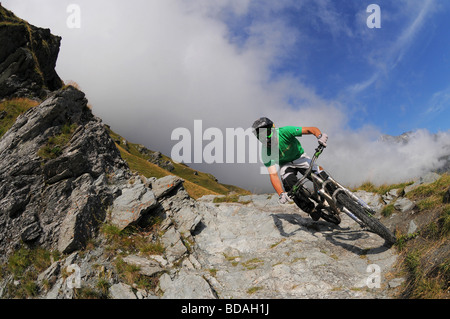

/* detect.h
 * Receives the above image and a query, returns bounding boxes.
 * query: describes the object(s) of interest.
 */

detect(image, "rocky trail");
[162,193,401,299]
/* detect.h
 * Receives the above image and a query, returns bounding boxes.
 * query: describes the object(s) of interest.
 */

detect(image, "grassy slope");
[392,174,450,298]
[384,174,450,299]
[0,98,39,138]
[107,127,251,199]
[117,144,225,199]
[355,175,449,298]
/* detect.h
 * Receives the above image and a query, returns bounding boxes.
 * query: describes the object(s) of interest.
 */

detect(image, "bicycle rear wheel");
[336,193,396,245]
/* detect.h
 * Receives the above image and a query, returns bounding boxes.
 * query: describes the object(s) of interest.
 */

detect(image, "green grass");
[117,143,169,179]
[7,247,52,280]
[213,194,240,203]
[0,246,55,298]
[0,98,39,139]
[241,258,264,270]
[37,123,78,159]
[73,286,108,299]
[247,286,263,294]
[381,203,395,217]
[99,221,165,293]
[406,174,450,202]
[390,174,450,299]
[353,180,414,195]
[100,223,164,257]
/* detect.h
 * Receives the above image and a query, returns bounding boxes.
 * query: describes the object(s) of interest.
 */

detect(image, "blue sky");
[3,0,450,190]
[217,0,450,135]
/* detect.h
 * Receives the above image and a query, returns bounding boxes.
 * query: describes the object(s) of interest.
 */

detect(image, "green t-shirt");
[261,126,305,167]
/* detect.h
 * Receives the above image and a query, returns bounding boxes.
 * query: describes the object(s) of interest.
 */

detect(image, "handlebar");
[314,144,325,159]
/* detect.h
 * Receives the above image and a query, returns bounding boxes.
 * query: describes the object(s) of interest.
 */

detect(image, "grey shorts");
[280,154,322,191]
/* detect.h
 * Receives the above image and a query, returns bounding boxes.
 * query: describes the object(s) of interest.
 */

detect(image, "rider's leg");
[291,154,323,175]
[280,166,320,220]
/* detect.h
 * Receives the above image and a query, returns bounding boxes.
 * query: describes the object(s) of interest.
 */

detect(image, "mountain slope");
[354,173,450,298]
[106,127,250,199]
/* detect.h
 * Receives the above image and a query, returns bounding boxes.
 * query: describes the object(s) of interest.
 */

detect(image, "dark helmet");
[252,117,274,142]
[252,117,274,134]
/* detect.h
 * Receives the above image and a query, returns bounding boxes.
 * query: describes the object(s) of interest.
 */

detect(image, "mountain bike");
[287,144,397,245]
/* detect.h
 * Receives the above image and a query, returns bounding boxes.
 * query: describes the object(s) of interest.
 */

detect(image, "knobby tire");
[336,193,396,245]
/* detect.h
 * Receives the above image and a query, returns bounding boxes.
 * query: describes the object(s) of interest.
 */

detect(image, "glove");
[317,133,328,147]
[278,192,290,204]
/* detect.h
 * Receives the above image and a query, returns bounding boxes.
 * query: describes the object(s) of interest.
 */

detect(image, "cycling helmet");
[252,117,274,142]
[252,117,273,133]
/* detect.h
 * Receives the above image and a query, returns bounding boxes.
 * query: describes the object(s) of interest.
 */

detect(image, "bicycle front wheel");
[336,193,396,245]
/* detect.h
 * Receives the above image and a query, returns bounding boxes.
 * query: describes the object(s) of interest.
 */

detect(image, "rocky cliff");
[0,86,130,257]
[0,5,62,99]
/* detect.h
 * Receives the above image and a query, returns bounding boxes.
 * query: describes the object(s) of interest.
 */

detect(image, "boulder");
[171,206,203,236]
[151,175,184,199]
[404,172,441,194]
[159,270,217,299]
[394,197,416,213]
[37,261,61,286]
[353,190,383,213]
[161,226,188,264]
[408,220,418,235]
[57,174,109,253]
[418,172,440,185]
[109,283,137,299]
[122,255,164,277]
[110,178,158,230]
[382,189,399,205]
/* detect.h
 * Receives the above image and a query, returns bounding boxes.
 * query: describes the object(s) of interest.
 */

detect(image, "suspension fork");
[325,177,366,226]
[329,177,373,211]
[310,174,341,213]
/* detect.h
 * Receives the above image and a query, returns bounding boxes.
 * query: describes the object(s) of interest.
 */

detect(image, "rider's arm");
[301,127,322,138]
[267,165,284,196]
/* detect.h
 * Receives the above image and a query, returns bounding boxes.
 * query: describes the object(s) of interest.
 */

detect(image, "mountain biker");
[252,117,328,221]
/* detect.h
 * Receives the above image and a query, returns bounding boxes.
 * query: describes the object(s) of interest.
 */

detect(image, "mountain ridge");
[380,130,450,174]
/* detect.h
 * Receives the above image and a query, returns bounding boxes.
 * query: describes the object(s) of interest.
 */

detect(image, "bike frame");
[288,145,368,227]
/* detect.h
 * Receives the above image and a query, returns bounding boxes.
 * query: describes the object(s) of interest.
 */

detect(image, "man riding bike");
[252,117,328,221]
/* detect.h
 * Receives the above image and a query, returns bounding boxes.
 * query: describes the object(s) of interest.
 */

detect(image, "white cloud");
[345,0,437,96]
[426,86,450,115]
[3,0,449,193]
[391,0,435,67]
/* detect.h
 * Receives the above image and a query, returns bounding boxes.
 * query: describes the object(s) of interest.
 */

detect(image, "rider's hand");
[278,192,290,204]
[318,133,328,147]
